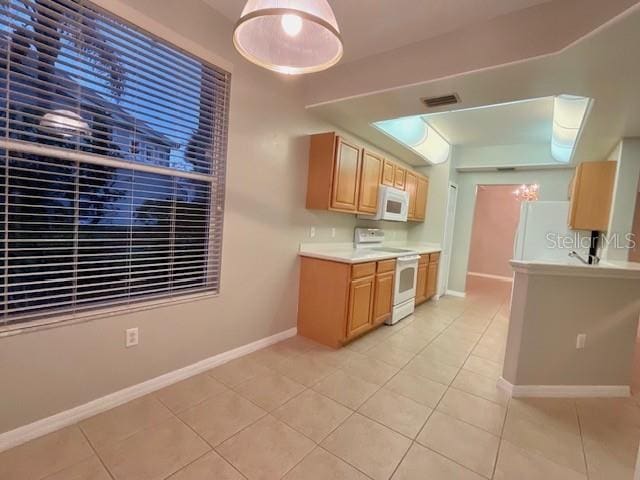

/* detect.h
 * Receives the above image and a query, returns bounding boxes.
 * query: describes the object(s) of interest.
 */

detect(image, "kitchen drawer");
[377,259,396,273]
[352,262,376,279]
[418,254,429,265]
[429,252,441,263]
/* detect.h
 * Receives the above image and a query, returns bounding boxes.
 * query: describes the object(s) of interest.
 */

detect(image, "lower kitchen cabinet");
[298,257,395,348]
[415,252,440,306]
[415,255,429,304]
[373,260,396,325]
[426,254,439,298]
[346,276,375,338]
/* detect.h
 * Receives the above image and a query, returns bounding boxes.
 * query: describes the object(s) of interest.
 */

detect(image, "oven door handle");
[397,255,420,262]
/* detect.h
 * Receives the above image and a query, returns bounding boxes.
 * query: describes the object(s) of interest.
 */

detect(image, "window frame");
[0,0,231,336]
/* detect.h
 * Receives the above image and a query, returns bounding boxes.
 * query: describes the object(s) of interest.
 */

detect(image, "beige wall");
[504,270,640,386]
[0,0,422,434]
[467,185,522,278]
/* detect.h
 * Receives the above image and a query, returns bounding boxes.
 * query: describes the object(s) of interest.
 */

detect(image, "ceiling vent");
[422,93,460,108]
[496,167,516,172]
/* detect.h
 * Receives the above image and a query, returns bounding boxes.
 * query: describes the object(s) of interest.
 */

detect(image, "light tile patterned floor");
[1,277,639,479]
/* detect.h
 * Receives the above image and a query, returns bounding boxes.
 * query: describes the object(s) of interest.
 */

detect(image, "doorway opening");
[467,184,531,285]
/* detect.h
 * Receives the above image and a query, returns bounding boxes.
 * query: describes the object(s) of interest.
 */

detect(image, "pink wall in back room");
[467,185,523,279]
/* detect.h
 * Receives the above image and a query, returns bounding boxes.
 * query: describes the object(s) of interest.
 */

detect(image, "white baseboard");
[497,377,631,398]
[0,327,297,453]
[445,290,466,298]
[467,272,513,282]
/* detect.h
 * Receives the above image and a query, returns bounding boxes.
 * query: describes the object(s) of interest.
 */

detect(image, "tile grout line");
[149,391,251,480]
[573,399,591,480]
[77,426,117,480]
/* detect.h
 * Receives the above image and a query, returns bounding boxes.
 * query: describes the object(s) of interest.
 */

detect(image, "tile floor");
[1,276,639,480]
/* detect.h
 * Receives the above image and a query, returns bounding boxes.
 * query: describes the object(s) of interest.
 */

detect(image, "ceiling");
[306,3,640,166]
[204,0,550,64]
[424,97,554,146]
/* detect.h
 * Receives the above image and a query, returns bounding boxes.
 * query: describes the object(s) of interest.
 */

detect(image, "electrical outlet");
[310,227,316,238]
[331,227,336,238]
[126,327,139,348]
[576,333,587,349]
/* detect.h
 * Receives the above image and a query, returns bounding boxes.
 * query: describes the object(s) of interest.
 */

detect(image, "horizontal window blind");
[0,0,230,327]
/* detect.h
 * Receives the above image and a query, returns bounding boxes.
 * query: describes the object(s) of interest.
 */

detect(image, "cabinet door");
[568,161,616,231]
[415,262,428,305]
[373,271,394,324]
[405,172,418,219]
[346,275,375,338]
[426,259,439,299]
[358,150,383,214]
[331,137,362,212]
[394,167,406,190]
[414,176,429,221]
[382,160,395,186]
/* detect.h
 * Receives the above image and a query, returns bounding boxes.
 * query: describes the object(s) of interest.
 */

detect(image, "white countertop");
[511,258,640,280]
[299,242,441,264]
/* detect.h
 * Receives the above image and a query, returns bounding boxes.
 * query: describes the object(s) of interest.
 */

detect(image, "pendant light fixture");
[233,0,343,75]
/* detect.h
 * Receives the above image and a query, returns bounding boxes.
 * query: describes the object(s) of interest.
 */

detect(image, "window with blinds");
[0,0,230,328]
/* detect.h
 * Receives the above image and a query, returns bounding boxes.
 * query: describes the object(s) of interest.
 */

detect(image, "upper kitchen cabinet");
[568,161,616,231]
[358,150,384,214]
[305,132,428,221]
[405,171,429,222]
[382,159,395,186]
[405,171,418,218]
[394,166,406,190]
[414,176,429,221]
[307,132,362,213]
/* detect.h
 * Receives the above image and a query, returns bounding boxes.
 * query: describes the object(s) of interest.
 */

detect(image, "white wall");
[447,145,575,293]
[408,161,452,245]
[605,139,640,261]
[0,0,418,434]
[455,143,558,169]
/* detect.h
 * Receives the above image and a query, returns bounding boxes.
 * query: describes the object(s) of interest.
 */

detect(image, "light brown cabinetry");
[346,276,375,338]
[426,253,439,299]
[415,255,429,304]
[382,160,395,186]
[358,150,383,214]
[307,132,361,213]
[394,166,406,190]
[331,138,361,211]
[373,260,395,325]
[568,161,616,231]
[298,257,395,348]
[306,132,428,222]
[415,253,440,306]
[405,173,429,222]
[405,171,418,219]
[414,176,429,221]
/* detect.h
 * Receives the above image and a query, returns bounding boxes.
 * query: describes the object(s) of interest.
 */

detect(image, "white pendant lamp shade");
[233,0,343,75]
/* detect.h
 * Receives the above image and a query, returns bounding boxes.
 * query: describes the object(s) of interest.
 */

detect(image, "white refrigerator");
[513,201,585,262]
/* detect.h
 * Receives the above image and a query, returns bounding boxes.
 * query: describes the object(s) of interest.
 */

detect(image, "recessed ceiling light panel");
[373,116,450,165]
[551,94,591,163]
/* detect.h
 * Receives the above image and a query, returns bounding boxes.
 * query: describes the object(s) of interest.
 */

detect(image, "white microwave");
[361,185,409,222]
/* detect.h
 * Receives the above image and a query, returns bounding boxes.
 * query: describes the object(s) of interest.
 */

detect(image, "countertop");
[510,258,640,280]
[299,242,441,264]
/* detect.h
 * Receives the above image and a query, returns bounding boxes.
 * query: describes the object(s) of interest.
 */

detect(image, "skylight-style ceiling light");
[233,0,343,75]
[373,116,451,165]
[551,94,591,163]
